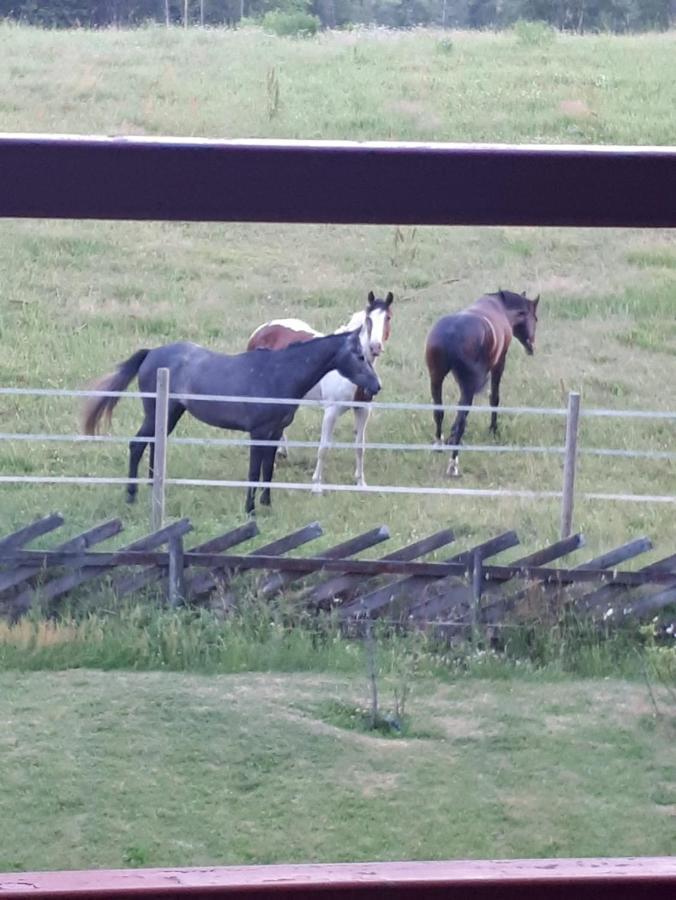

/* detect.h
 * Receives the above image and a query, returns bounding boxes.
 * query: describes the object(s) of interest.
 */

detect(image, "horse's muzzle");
[525,341,535,355]
[363,374,381,396]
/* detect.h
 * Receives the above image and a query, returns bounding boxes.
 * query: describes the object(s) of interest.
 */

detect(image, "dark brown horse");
[425,290,539,477]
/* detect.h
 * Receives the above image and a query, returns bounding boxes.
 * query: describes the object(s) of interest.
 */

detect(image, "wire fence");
[1,376,675,536]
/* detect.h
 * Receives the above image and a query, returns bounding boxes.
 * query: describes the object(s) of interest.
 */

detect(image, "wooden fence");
[1,512,674,630]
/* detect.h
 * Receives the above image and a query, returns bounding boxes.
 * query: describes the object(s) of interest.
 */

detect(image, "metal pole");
[151,368,170,532]
[560,391,581,539]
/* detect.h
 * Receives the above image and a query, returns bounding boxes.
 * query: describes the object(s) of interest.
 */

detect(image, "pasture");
[0,24,674,559]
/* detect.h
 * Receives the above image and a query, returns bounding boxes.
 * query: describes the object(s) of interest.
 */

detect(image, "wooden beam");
[0,857,674,899]
[1,136,675,228]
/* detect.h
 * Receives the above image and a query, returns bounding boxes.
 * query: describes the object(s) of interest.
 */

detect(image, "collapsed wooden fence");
[1,513,674,630]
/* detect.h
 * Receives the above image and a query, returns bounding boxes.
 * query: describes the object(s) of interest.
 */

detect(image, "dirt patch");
[387,99,443,131]
[346,767,401,798]
[559,99,594,118]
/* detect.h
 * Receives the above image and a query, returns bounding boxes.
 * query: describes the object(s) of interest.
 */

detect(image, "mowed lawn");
[1,669,675,871]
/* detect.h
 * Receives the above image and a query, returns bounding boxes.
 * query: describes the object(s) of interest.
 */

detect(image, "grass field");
[1,25,676,872]
[0,24,675,560]
[1,669,675,871]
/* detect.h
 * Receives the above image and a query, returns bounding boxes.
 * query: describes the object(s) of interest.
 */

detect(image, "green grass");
[1,669,674,870]
[0,25,675,572]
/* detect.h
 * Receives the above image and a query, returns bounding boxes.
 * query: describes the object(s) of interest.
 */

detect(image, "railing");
[2,133,676,896]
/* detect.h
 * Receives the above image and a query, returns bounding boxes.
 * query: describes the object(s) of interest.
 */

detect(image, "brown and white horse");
[425,290,539,478]
[247,291,394,491]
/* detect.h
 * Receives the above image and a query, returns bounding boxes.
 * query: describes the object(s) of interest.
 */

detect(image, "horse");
[247,291,394,492]
[424,290,539,478]
[81,328,380,516]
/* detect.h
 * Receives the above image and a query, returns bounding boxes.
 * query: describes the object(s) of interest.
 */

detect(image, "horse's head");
[364,291,394,359]
[337,328,381,397]
[500,290,540,355]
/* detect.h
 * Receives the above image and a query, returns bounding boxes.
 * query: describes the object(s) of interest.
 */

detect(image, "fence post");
[151,367,170,532]
[470,549,482,635]
[167,533,185,607]
[560,391,581,539]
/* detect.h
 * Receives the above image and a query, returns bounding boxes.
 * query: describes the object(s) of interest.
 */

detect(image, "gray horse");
[83,328,380,514]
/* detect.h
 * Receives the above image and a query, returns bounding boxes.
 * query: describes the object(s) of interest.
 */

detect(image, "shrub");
[513,19,556,47]
[261,10,320,37]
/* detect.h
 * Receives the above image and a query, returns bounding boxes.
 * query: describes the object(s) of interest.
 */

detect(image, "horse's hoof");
[432,439,444,453]
[355,479,367,489]
[311,483,324,496]
[445,462,461,478]
[126,493,136,505]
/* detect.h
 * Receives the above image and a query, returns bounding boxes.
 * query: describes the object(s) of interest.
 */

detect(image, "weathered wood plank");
[576,549,676,617]
[7,519,192,616]
[0,518,123,597]
[413,533,585,625]
[0,513,64,554]
[261,526,391,597]
[113,520,259,598]
[355,531,520,623]
[620,584,676,620]
[188,522,324,599]
[1,856,675,900]
[5,549,676,587]
[308,528,456,609]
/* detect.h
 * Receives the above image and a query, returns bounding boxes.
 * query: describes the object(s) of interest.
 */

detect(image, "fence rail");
[1,379,675,535]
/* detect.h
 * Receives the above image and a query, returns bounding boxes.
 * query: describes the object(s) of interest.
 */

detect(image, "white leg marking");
[311,405,340,494]
[353,405,371,487]
[446,457,460,478]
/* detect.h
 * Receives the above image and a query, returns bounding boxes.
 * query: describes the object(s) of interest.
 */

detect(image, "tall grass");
[1,596,673,684]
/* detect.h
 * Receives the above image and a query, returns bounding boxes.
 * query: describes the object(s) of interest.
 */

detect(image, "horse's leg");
[260,438,280,506]
[127,415,154,504]
[311,405,340,495]
[148,403,186,482]
[245,442,264,516]
[489,360,505,435]
[446,387,474,478]
[430,376,445,449]
[353,405,371,487]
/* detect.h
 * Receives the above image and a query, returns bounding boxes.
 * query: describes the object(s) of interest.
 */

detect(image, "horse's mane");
[334,310,366,335]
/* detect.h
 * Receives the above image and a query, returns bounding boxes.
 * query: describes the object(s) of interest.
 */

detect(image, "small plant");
[266,66,280,121]
[513,20,556,48]
[391,226,418,267]
[123,846,149,866]
[261,10,320,38]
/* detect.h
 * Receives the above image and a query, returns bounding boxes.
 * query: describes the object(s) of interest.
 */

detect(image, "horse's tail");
[82,348,151,435]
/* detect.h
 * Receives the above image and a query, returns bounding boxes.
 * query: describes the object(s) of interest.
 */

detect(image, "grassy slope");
[0,25,674,560]
[1,669,675,870]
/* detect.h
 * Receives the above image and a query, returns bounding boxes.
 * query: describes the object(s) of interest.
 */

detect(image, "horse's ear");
[367,291,375,307]
[385,292,394,306]
[534,294,540,308]
[521,290,527,297]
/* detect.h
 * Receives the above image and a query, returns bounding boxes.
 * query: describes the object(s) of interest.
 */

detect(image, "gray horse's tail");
[81,348,151,435]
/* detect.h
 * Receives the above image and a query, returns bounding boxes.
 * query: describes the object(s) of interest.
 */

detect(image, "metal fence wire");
[0,377,675,536]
